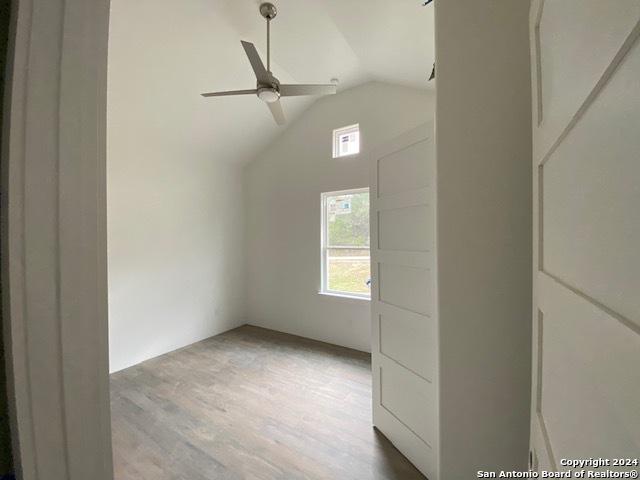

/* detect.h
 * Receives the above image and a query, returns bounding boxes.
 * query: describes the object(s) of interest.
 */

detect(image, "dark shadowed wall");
[0,0,13,474]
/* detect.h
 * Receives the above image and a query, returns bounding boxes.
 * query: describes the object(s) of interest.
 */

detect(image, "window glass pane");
[350,131,360,155]
[324,191,370,297]
[326,192,369,247]
[340,135,350,155]
[327,248,370,295]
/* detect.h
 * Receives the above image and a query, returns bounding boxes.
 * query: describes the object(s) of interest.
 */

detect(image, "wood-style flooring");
[110,325,426,480]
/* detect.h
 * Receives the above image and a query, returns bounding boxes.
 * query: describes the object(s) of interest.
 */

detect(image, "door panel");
[377,141,430,196]
[371,123,437,479]
[379,358,436,446]
[378,263,432,316]
[535,0,640,159]
[530,1,640,473]
[379,205,431,252]
[538,276,640,462]
[379,303,436,382]
[541,41,640,322]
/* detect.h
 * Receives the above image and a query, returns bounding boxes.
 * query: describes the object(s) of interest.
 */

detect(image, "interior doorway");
[105,1,435,479]
[4,1,540,479]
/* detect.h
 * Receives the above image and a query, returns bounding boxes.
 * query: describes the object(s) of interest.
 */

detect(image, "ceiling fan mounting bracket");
[260,3,277,20]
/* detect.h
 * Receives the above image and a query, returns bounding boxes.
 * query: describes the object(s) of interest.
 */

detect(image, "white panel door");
[530,1,640,473]
[370,123,437,479]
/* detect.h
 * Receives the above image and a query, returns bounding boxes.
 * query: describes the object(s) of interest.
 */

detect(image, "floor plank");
[111,325,426,480]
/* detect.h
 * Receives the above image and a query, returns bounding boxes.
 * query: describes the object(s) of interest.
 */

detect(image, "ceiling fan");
[201,2,337,126]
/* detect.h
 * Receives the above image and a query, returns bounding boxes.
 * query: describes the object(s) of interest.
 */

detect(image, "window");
[321,189,370,299]
[332,124,360,158]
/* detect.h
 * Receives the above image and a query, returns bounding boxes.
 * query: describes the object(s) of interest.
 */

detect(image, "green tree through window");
[327,192,370,247]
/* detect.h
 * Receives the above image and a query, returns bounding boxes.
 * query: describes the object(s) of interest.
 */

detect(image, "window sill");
[332,152,360,159]
[318,291,371,303]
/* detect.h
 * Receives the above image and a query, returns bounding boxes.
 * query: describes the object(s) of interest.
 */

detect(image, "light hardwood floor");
[111,325,426,480]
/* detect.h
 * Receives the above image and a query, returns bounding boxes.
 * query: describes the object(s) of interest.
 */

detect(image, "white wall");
[244,82,435,352]
[434,1,532,477]
[107,161,245,373]
[107,2,246,373]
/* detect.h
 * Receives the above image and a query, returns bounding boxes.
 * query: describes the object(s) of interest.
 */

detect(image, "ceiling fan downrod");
[259,3,277,73]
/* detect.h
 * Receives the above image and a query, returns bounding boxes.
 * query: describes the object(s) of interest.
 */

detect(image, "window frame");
[320,187,371,300]
[332,123,360,158]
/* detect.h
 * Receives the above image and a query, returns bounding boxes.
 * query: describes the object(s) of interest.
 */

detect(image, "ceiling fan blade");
[241,41,271,84]
[201,89,257,98]
[267,100,286,125]
[279,84,337,97]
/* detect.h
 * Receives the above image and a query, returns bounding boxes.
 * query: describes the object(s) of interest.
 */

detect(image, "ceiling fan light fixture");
[257,87,280,103]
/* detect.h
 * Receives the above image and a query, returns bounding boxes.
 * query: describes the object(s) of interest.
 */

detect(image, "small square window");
[332,124,360,158]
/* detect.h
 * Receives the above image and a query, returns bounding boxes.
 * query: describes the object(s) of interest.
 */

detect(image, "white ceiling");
[108,0,435,165]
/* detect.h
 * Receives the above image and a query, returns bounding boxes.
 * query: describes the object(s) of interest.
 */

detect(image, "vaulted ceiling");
[108,0,434,165]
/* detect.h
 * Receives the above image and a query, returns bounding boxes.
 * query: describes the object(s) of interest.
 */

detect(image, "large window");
[321,189,370,299]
